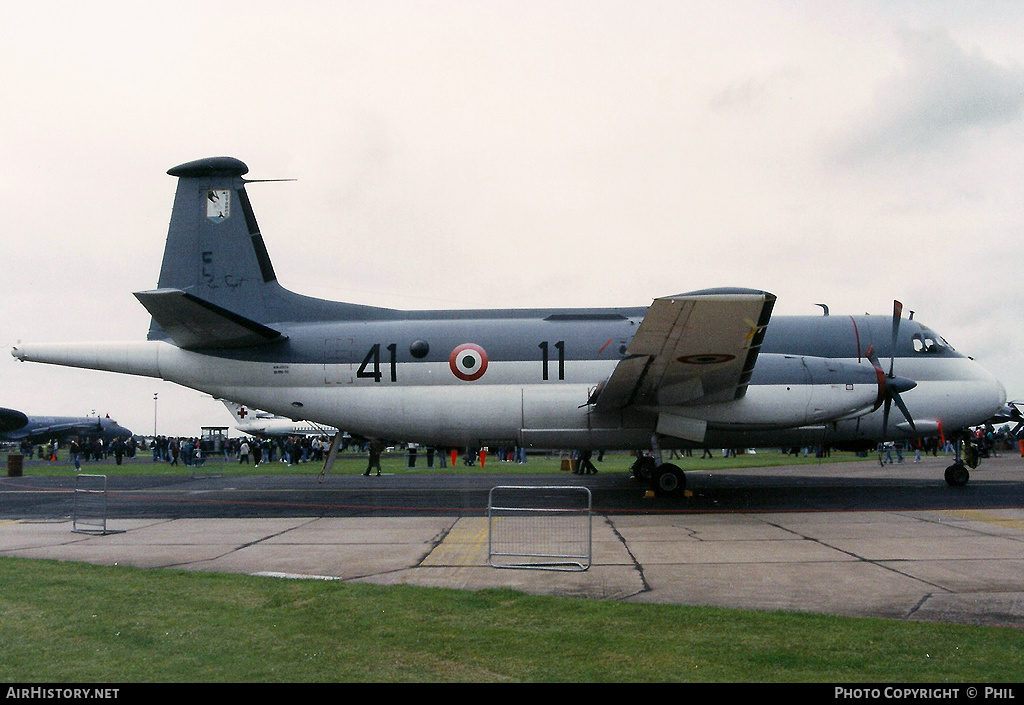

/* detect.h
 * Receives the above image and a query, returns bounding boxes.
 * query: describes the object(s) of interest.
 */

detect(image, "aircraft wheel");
[652,463,686,498]
[631,456,657,482]
[944,463,970,487]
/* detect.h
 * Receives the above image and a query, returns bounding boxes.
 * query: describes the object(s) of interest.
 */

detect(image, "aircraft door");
[521,385,593,448]
[324,338,355,384]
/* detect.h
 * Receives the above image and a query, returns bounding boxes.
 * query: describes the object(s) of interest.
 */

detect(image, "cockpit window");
[912,328,954,353]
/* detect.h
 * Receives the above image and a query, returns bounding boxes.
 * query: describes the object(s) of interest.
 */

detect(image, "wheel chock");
[644,489,693,499]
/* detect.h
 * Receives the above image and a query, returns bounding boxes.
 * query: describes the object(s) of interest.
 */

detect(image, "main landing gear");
[631,455,687,498]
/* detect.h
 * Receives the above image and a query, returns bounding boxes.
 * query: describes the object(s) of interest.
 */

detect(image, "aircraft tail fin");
[145,157,384,346]
[222,399,243,419]
[148,158,279,339]
[220,399,271,422]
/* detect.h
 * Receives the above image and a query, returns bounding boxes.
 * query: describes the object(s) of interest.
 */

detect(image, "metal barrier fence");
[487,486,592,571]
[73,474,109,535]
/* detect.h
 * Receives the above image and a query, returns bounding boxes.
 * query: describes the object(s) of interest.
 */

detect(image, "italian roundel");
[449,343,489,381]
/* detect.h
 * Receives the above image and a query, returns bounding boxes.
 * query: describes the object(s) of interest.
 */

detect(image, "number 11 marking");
[539,341,565,380]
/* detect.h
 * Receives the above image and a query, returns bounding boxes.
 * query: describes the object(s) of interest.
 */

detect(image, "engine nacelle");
[657,354,884,442]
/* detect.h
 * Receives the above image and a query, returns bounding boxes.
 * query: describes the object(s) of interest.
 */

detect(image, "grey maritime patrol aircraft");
[0,407,132,444]
[11,157,1007,495]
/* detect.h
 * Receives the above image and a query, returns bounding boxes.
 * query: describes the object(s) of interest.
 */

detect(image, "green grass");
[10,448,979,683]
[0,556,1019,683]
[6,448,866,477]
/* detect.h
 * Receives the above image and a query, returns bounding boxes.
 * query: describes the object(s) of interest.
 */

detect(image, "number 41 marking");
[357,343,398,382]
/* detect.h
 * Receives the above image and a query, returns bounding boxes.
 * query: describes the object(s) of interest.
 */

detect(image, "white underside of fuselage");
[13,340,1002,450]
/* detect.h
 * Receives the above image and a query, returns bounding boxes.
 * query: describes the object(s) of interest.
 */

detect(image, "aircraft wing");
[592,289,775,411]
[135,289,286,350]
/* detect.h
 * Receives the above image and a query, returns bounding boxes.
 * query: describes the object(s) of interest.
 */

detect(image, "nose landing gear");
[944,435,979,487]
[944,462,970,487]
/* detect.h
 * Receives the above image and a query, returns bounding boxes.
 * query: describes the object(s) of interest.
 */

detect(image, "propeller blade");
[864,343,880,368]
[891,389,916,433]
[868,304,918,440]
[889,300,902,378]
[864,344,886,411]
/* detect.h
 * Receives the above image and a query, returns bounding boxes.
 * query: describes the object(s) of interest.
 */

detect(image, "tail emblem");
[206,190,231,223]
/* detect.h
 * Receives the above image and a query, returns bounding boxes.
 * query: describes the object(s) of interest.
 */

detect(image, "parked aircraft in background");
[0,407,132,444]
[989,401,1024,436]
[11,157,1007,494]
[222,400,337,438]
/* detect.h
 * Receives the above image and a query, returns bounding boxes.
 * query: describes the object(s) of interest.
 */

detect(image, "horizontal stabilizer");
[134,289,286,350]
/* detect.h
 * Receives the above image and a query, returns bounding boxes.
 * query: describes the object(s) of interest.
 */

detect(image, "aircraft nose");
[994,376,1008,410]
[978,365,1008,419]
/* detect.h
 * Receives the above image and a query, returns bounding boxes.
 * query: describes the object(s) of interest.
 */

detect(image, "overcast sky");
[3,1,1024,437]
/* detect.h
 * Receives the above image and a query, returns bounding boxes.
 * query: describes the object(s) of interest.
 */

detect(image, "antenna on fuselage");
[815,303,829,316]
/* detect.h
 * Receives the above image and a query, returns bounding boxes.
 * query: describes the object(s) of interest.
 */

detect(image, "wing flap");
[593,288,775,411]
[135,289,286,350]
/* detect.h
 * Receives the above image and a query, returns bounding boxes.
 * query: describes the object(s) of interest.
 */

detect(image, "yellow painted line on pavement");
[421,517,491,566]
[941,509,1024,531]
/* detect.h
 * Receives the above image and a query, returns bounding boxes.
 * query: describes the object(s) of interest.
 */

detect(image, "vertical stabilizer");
[142,157,386,345]
[147,157,280,340]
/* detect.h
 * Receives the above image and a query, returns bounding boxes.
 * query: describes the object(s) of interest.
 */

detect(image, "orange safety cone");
[479,449,486,468]
[451,448,458,467]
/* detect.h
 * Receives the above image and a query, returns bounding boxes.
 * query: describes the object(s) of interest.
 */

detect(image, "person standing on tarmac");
[576,449,598,475]
[363,439,384,476]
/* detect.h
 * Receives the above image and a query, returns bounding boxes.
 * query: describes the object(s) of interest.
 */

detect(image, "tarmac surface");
[2,453,1024,628]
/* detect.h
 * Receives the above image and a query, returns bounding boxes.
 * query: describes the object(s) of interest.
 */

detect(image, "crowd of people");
[18,436,139,467]
[14,433,530,470]
[11,421,1024,473]
[218,435,334,466]
[874,425,1020,465]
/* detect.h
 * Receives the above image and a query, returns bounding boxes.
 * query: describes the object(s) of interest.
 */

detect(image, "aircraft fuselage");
[19,308,1002,451]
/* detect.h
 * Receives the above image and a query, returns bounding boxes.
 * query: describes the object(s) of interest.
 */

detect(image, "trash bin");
[7,454,23,477]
